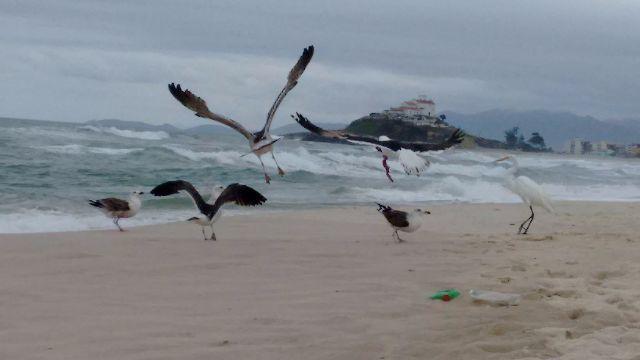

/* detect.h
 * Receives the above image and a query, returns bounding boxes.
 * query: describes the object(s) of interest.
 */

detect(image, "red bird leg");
[381,155,394,182]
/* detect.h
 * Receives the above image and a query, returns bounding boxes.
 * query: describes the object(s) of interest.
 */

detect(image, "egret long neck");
[506,158,519,176]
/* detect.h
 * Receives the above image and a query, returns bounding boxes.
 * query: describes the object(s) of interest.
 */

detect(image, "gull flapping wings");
[292,113,464,153]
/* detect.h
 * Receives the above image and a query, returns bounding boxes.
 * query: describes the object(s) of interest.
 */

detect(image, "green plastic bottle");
[429,289,461,302]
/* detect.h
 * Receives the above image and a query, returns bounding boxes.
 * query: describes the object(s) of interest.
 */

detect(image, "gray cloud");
[0,0,639,128]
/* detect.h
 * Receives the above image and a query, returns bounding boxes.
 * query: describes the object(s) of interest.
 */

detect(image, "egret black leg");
[210,225,217,241]
[523,206,535,234]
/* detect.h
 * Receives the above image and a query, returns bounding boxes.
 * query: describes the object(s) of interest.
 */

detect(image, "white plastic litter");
[469,289,521,306]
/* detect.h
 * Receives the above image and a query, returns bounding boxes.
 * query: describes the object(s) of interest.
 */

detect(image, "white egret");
[495,155,554,234]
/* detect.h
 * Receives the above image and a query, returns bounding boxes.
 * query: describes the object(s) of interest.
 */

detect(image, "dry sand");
[1,202,640,359]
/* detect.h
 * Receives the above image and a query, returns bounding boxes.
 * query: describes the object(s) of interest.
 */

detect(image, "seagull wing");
[397,148,428,176]
[89,198,130,212]
[394,129,465,152]
[255,46,314,141]
[382,209,410,227]
[292,112,398,150]
[150,180,213,215]
[209,183,267,218]
[168,83,253,140]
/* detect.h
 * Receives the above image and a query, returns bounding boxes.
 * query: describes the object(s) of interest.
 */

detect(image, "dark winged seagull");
[292,113,464,182]
[150,180,266,241]
[377,203,430,242]
[168,45,314,184]
[89,191,144,231]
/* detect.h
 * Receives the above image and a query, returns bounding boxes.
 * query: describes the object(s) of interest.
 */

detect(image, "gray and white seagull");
[377,203,431,242]
[151,180,266,241]
[168,45,314,184]
[89,191,144,231]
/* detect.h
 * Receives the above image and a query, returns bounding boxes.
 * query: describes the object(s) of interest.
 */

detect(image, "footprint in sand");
[592,268,628,281]
[568,308,585,320]
[545,269,575,279]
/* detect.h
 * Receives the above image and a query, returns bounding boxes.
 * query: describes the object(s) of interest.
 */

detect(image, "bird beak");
[494,156,510,163]
[424,210,431,215]
[139,192,145,195]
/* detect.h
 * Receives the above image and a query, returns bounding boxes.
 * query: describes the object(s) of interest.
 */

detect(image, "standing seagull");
[377,203,431,242]
[89,191,144,231]
[292,113,464,181]
[495,155,554,234]
[168,45,314,184]
[150,180,266,240]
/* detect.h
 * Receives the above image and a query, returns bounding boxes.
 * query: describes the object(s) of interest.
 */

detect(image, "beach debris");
[469,289,521,306]
[429,289,461,301]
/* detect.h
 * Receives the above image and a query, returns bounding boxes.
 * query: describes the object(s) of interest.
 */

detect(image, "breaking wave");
[80,125,170,140]
[39,144,143,155]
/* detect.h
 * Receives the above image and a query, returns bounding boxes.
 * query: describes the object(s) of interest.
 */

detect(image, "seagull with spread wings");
[292,113,464,182]
[168,45,314,184]
[150,180,266,241]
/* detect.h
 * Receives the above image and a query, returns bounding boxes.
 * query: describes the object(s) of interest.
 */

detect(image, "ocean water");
[2,118,640,233]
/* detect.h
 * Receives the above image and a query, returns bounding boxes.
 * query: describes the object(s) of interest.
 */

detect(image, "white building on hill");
[385,95,436,117]
[383,95,444,127]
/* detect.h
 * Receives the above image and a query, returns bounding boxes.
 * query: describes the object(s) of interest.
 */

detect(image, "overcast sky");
[1,0,639,129]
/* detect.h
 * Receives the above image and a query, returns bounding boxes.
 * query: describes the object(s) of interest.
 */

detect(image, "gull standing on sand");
[150,180,266,241]
[495,155,554,234]
[292,113,464,182]
[89,191,144,231]
[168,45,314,184]
[377,203,431,242]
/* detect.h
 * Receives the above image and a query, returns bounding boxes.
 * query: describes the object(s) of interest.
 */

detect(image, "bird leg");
[522,206,535,234]
[259,157,271,184]
[210,225,217,241]
[394,230,405,243]
[381,155,394,182]
[113,218,124,232]
[201,227,207,241]
[271,152,285,176]
[518,206,534,234]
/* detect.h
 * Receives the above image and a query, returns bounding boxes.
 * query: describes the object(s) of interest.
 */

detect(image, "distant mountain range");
[444,110,640,149]
[4,110,639,151]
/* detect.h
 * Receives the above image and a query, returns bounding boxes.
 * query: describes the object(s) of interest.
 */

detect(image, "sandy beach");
[1,201,639,359]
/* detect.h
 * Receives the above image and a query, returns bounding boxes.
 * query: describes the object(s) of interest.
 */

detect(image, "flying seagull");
[495,155,554,234]
[377,203,431,242]
[292,113,464,182]
[168,45,314,184]
[89,191,144,231]
[150,180,266,240]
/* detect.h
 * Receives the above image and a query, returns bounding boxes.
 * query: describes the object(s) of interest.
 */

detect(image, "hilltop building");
[381,95,446,127]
